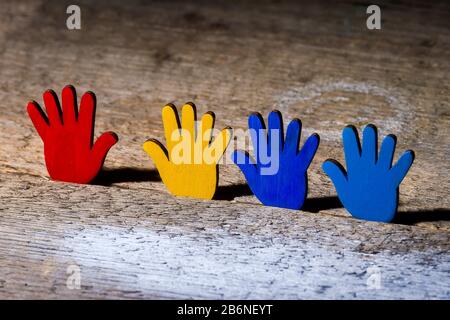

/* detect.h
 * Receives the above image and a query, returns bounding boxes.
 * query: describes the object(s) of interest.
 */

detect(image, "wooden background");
[0,0,449,299]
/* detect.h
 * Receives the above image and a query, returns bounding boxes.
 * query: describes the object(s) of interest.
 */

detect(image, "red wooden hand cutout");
[27,85,118,184]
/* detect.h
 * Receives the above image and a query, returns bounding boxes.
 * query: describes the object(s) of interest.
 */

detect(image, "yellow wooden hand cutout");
[143,103,232,199]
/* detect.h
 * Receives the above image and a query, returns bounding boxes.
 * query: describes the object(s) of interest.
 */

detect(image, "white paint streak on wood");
[275,80,414,141]
[61,226,450,299]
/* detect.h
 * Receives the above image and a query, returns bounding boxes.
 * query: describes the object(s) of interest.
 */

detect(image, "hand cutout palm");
[232,111,320,209]
[27,85,118,184]
[322,124,415,222]
[143,103,232,199]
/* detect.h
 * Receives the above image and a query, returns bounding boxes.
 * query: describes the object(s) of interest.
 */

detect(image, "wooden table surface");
[0,0,449,299]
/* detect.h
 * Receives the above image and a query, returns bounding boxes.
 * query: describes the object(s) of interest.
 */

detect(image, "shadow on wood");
[214,183,253,200]
[394,208,450,225]
[92,168,161,186]
[301,196,343,213]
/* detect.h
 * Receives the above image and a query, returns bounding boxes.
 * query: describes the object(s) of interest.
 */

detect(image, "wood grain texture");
[0,0,449,299]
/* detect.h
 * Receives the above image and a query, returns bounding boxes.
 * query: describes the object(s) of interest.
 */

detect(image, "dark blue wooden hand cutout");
[232,110,320,210]
[322,124,415,222]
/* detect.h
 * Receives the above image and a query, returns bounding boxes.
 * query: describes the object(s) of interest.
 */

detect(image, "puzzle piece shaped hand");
[143,103,232,199]
[232,111,319,210]
[322,125,415,222]
[27,85,118,184]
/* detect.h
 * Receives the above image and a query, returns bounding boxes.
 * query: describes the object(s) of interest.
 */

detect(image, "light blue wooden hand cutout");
[323,124,415,222]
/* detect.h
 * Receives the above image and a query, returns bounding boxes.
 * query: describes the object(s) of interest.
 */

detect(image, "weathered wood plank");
[0,0,449,299]
[0,173,449,299]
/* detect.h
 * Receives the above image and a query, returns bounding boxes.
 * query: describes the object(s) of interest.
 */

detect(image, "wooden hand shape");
[143,103,232,199]
[322,124,415,222]
[27,85,118,184]
[232,111,320,210]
